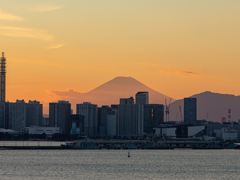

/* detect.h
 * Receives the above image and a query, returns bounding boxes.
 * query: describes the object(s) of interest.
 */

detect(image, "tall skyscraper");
[76,102,98,137]
[118,97,143,135]
[184,98,197,125]
[0,52,6,102]
[135,92,149,104]
[143,104,164,134]
[49,101,71,134]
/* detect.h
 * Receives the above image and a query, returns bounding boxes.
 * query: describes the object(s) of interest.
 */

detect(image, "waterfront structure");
[71,114,84,135]
[214,128,237,140]
[154,125,205,138]
[0,52,6,103]
[135,92,149,104]
[49,101,71,134]
[143,104,164,134]
[118,97,143,136]
[24,126,61,136]
[76,102,97,137]
[184,98,197,125]
[205,123,240,138]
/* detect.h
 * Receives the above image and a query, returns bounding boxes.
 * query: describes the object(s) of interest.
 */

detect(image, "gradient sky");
[1,0,240,114]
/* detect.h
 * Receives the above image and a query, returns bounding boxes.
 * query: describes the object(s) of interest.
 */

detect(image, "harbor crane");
[179,106,184,137]
[165,98,171,122]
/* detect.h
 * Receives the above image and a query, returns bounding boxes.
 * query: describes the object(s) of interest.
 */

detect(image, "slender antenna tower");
[0,52,6,102]
[228,109,231,122]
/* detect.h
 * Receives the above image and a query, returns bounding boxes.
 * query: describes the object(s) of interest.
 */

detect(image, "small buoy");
[128,151,130,157]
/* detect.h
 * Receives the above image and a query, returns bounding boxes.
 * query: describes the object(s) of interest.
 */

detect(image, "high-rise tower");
[0,52,6,102]
[184,98,197,125]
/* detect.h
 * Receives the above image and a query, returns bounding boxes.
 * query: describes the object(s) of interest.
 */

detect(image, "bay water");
[0,148,239,180]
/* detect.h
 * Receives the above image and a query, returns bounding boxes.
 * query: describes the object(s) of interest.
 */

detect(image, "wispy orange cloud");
[0,26,53,40]
[32,5,64,12]
[47,44,64,49]
[0,10,25,21]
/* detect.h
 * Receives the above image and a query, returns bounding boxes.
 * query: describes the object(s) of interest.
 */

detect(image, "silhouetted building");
[120,97,134,105]
[9,100,27,132]
[76,102,97,137]
[43,117,49,126]
[26,100,43,127]
[0,52,6,103]
[118,97,143,135]
[0,102,7,128]
[49,101,71,134]
[135,92,149,104]
[98,106,111,135]
[71,114,84,135]
[6,100,43,132]
[184,98,197,125]
[107,110,118,136]
[143,104,164,134]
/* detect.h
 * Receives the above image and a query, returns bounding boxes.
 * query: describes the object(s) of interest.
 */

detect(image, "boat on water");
[192,142,222,149]
[123,142,138,149]
[61,141,99,149]
[141,142,173,149]
[223,142,236,149]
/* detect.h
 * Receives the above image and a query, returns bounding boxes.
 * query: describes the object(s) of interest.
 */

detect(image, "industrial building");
[24,126,61,136]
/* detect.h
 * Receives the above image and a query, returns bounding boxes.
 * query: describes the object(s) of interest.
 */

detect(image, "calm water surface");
[0,149,239,180]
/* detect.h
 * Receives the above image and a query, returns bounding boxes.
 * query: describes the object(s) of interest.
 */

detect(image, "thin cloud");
[32,5,64,12]
[47,44,64,49]
[176,71,198,76]
[159,70,173,75]
[46,89,82,100]
[0,26,53,41]
[0,10,25,21]
[159,70,201,77]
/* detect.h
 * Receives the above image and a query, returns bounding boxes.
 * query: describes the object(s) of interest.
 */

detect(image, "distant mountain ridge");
[169,91,240,122]
[49,77,240,122]
[52,77,175,113]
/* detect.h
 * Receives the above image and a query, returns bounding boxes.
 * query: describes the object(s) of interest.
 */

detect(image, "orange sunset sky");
[1,0,240,114]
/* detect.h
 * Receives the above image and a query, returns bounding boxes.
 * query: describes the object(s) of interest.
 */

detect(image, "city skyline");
[1,1,240,114]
